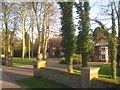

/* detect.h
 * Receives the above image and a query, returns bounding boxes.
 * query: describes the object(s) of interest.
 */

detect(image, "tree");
[109,2,117,79]
[93,27,109,40]
[76,2,93,67]
[1,2,18,57]
[118,1,120,67]
[32,2,42,55]
[21,3,26,60]
[114,1,120,67]
[42,2,57,60]
[30,10,34,58]
[58,2,76,73]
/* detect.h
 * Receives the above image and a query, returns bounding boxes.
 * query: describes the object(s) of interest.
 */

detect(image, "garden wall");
[33,60,120,88]
[36,67,82,88]
[92,78,120,88]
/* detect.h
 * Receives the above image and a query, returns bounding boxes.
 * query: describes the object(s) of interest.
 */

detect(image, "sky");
[74,0,119,36]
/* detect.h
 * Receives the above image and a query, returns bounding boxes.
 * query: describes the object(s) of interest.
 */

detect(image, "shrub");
[59,57,66,64]
[73,58,81,64]
[59,56,81,65]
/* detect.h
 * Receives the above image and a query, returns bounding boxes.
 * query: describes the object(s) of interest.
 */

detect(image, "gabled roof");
[94,38,108,46]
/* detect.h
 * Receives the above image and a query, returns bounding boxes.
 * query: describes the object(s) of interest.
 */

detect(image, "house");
[90,38,109,62]
[48,37,110,62]
[48,37,64,57]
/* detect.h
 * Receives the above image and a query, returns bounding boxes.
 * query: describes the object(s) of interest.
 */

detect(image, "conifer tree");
[76,2,93,67]
[109,2,117,79]
[59,2,76,73]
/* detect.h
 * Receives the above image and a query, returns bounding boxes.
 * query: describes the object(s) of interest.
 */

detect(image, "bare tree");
[21,3,26,60]
[32,2,43,56]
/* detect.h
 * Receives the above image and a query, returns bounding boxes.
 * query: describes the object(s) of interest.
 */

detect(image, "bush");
[59,56,81,65]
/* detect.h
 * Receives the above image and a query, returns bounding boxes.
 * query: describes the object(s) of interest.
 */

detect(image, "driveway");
[47,58,110,69]
[2,65,33,89]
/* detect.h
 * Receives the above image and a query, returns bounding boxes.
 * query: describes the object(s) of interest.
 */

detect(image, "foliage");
[58,2,76,72]
[13,50,37,57]
[59,54,82,65]
[17,77,70,88]
[93,27,109,40]
[75,2,93,67]
[108,3,118,79]
[55,47,61,58]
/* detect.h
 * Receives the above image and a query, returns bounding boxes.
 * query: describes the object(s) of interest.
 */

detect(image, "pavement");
[1,65,33,89]
[1,58,110,89]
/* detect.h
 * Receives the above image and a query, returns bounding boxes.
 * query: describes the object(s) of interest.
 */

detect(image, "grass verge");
[12,57,36,67]
[17,77,70,89]
[74,64,120,82]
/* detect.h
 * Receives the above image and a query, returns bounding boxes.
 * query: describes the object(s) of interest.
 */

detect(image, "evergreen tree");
[117,1,120,67]
[109,2,117,79]
[58,2,76,73]
[76,2,93,67]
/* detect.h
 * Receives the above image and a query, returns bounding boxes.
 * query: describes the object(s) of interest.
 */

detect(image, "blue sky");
[73,0,119,36]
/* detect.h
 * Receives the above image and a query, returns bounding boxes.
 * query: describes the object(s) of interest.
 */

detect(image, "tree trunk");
[8,35,11,52]
[82,53,88,67]
[31,22,34,58]
[21,3,26,60]
[42,10,47,60]
[32,3,42,55]
[67,64,73,73]
[43,38,48,60]
[37,33,41,54]
[30,11,34,58]
[110,2,117,79]
[28,31,31,59]
[118,1,120,37]
[110,40,117,79]
[3,4,9,57]
[117,1,120,67]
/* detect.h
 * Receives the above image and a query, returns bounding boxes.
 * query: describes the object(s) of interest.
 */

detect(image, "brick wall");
[36,67,82,88]
[92,78,120,88]
[33,60,120,88]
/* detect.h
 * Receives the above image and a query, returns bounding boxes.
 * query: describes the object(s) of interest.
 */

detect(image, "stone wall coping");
[81,67,100,72]
[32,60,46,64]
[81,67,100,70]
[40,67,81,76]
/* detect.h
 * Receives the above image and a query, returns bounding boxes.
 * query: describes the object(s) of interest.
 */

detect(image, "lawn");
[12,57,36,67]
[17,77,70,89]
[74,64,120,82]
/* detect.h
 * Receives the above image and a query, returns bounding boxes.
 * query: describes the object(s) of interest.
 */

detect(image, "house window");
[52,52,55,56]
[102,48,105,51]
[52,47,56,50]
[60,52,64,56]
[102,55,105,59]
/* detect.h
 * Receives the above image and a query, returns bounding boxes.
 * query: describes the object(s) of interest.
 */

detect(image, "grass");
[12,57,36,67]
[17,77,70,89]
[74,64,120,82]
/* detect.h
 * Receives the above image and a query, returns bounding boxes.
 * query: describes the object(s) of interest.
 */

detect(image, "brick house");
[48,37,110,62]
[48,37,64,57]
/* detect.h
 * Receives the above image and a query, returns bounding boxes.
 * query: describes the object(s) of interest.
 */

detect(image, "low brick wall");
[36,67,82,88]
[92,78,120,88]
[33,60,120,88]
